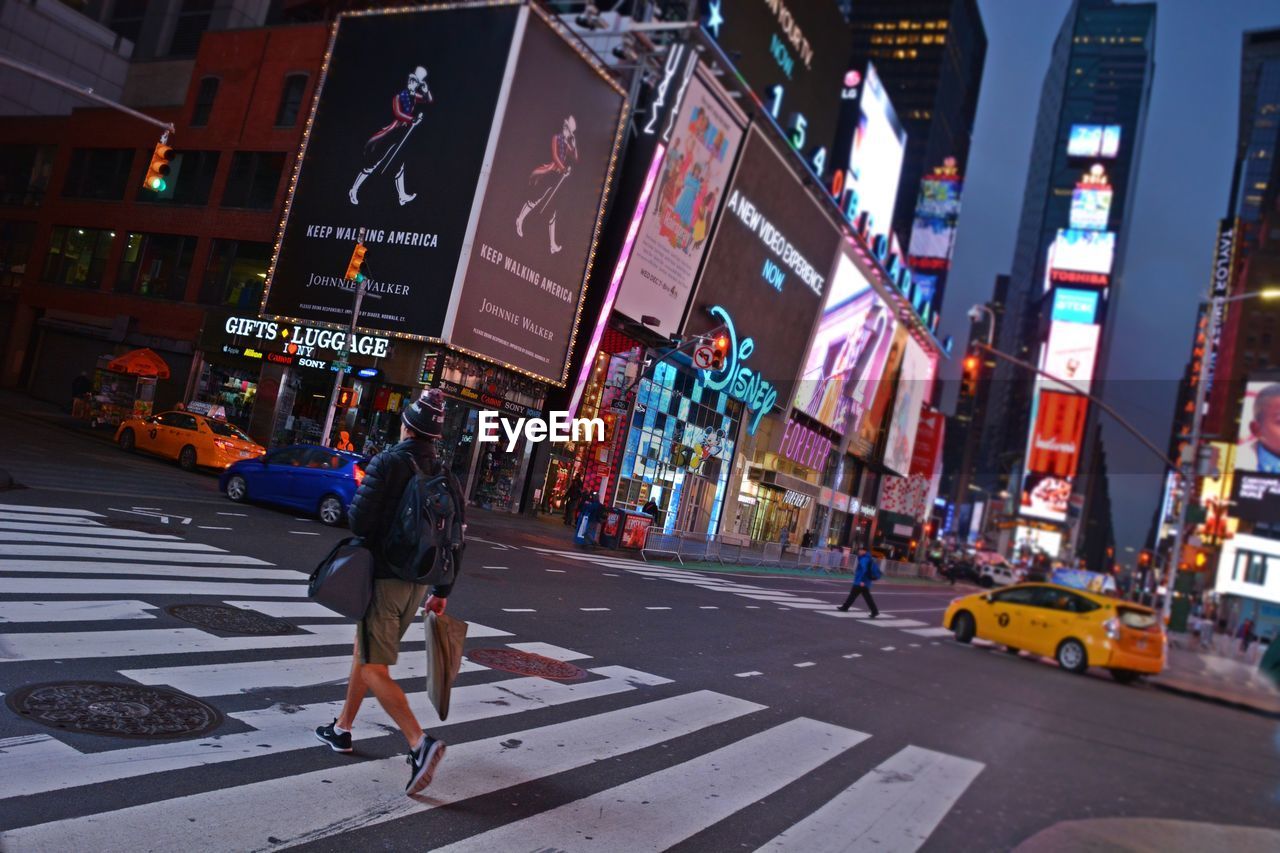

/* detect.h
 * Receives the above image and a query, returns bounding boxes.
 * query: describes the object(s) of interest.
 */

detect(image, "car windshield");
[204,419,250,441]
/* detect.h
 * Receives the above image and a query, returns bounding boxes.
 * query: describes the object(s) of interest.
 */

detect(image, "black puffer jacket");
[347,437,465,594]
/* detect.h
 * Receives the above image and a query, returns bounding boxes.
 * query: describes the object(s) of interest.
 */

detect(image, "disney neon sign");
[699,305,778,435]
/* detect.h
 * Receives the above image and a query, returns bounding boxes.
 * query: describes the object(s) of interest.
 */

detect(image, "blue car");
[219,444,366,526]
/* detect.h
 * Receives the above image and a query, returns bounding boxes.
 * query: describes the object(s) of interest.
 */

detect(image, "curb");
[1148,677,1280,719]
[0,403,117,447]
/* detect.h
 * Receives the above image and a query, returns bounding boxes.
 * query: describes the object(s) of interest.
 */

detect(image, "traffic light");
[336,387,354,408]
[143,141,174,192]
[710,333,729,370]
[961,353,981,397]
[1179,545,1213,571]
[344,242,367,282]
[1138,549,1152,568]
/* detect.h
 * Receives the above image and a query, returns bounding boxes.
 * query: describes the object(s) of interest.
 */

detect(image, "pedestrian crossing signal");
[344,242,367,283]
[336,387,354,408]
[143,142,174,192]
[711,334,729,370]
[961,353,981,397]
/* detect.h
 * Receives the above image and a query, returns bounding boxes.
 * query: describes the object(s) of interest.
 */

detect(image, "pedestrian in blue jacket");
[838,546,880,617]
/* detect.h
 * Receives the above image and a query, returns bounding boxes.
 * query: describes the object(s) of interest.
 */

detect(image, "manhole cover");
[5,681,223,739]
[166,604,295,635]
[466,648,586,680]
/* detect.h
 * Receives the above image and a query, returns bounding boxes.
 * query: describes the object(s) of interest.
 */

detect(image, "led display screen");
[1050,228,1116,275]
[1069,185,1112,231]
[841,63,906,246]
[883,336,935,477]
[1021,389,1089,523]
[1050,288,1100,325]
[1236,381,1280,474]
[1040,321,1100,394]
[1067,123,1122,158]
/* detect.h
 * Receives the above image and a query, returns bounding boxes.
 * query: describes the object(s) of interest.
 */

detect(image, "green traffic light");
[150,177,166,192]
[354,273,365,283]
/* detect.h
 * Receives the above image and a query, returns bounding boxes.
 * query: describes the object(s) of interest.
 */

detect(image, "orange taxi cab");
[115,410,265,471]
[943,582,1165,682]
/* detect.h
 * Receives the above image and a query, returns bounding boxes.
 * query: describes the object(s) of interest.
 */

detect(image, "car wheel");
[1110,669,1141,685]
[1005,646,1020,655]
[952,611,975,644]
[318,494,345,526]
[178,445,197,471]
[1056,638,1088,674]
[118,429,135,452]
[225,475,248,502]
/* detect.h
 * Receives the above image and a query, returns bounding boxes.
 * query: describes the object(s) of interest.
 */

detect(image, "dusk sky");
[940,0,1280,560]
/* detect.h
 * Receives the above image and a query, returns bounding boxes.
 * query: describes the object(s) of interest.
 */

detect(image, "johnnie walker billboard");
[263,2,626,385]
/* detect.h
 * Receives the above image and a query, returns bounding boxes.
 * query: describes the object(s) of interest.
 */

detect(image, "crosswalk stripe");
[504,642,590,661]
[0,560,290,580]
[862,619,928,628]
[0,503,103,516]
[0,600,158,623]
[0,512,99,525]
[0,577,305,597]
[434,717,870,853]
[755,745,984,853]
[0,532,224,551]
[0,666,663,801]
[0,521,168,538]
[0,545,270,564]
[0,691,762,852]
[223,600,345,618]
[905,627,953,638]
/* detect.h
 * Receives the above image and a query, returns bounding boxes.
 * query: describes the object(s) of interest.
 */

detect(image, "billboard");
[612,71,744,336]
[1069,185,1112,231]
[264,5,625,385]
[1067,123,1122,158]
[1050,228,1116,275]
[1051,288,1100,324]
[1041,321,1100,393]
[263,4,522,338]
[793,248,897,433]
[689,126,840,433]
[838,63,906,246]
[855,325,907,457]
[1021,389,1089,523]
[1235,381,1280,474]
[448,11,626,383]
[883,336,934,477]
[908,169,961,262]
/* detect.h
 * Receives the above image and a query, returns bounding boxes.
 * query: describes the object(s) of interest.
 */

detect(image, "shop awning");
[106,348,171,379]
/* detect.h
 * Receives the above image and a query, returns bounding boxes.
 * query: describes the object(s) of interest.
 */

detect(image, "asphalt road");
[1,412,1278,851]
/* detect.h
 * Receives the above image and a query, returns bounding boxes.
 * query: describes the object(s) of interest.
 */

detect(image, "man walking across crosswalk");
[314,390,464,795]
[837,546,880,618]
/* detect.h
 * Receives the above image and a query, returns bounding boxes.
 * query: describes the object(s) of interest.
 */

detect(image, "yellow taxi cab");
[943,582,1165,682]
[115,410,265,471]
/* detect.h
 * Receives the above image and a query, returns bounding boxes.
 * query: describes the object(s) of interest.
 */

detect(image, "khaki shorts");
[358,578,428,665]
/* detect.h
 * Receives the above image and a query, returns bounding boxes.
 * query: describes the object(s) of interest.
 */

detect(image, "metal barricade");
[640,530,684,564]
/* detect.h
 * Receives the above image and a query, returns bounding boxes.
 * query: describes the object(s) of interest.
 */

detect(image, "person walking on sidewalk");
[563,475,583,526]
[313,389,465,796]
[837,546,880,617]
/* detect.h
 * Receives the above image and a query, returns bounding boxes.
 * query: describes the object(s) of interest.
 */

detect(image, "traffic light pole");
[0,54,174,135]
[319,229,367,449]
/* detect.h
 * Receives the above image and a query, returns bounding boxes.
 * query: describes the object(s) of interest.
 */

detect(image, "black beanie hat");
[402,389,446,438]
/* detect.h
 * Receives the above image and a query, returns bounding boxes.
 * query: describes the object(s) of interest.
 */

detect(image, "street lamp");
[967,304,997,346]
[1162,286,1280,620]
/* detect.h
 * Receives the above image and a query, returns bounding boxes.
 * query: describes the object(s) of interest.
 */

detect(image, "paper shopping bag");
[424,611,468,721]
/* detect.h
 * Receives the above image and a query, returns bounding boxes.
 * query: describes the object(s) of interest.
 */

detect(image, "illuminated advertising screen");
[839,63,906,245]
[1236,381,1280,474]
[794,249,897,433]
[1069,185,1112,231]
[1050,288,1100,324]
[856,325,907,456]
[613,71,745,336]
[264,5,521,338]
[1067,123,1122,158]
[449,11,626,383]
[1041,321,1100,393]
[1021,389,1088,523]
[908,217,954,261]
[883,337,935,477]
[1050,228,1115,275]
[701,0,850,173]
[690,126,841,432]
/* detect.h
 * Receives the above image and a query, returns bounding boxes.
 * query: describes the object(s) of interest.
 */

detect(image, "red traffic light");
[964,355,978,371]
[710,333,730,370]
[336,387,354,408]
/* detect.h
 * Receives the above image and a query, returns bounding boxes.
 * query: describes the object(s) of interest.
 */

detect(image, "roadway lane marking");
[0,600,158,623]
[0,578,305,597]
[505,643,590,662]
[820,610,871,619]
[0,623,370,661]
[794,661,816,668]
[745,605,761,609]
[216,512,246,517]
[289,531,320,536]
[197,526,232,531]
[756,745,984,853]
[502,608,536,612]
[603,572,620,577]
[735,671,763,677]
[481,565,508,569]
[842,653,862,659]
[910,643,922,648]
[0,532,215,550]
[0,512,97,525]
[0,691,761,852]
[700,606,719,609]
[0,504,103,516]
[905,627,953,638]
[0,521,181,539]
[545,568,566,573]
[221,601,342,619]
[432,718,869,853]
[0,546,269,565]
[0,560,291,580]
[861,619,928,628]
[580,607,610,612]
[881,647,896,652]
[646,606,672,610]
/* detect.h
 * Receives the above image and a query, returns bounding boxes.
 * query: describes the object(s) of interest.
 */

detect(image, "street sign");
[692,345,715,369]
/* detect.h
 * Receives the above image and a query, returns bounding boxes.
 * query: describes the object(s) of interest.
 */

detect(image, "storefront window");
[201,239,271,308]
[42,225,114,289]
[116,232,197,299]
[191,363,258,432]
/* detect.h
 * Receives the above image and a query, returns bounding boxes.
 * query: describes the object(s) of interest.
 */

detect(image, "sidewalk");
[1150,640,1280,716]
[0,388,116,445]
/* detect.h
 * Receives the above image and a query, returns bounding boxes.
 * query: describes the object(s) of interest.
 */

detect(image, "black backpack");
[382,454,462,586]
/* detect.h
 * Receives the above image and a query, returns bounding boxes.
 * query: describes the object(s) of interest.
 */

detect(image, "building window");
[191,76,219,127]
[0,145,55,206]
[42,226,115,289]
[62,148,134,201]
[0,221,36,290]
[115,232,197,300]
[1237,551,1269,586]
[136,150,220,206]
[169,0,214,58]
[108,0,148,43]
[221,152,285,210]
[201,239,272,308]
[275,73,310,127]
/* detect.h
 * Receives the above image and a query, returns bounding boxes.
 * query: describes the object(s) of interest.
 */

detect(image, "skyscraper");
[845,0,987,318]
[976,0,1156,561]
